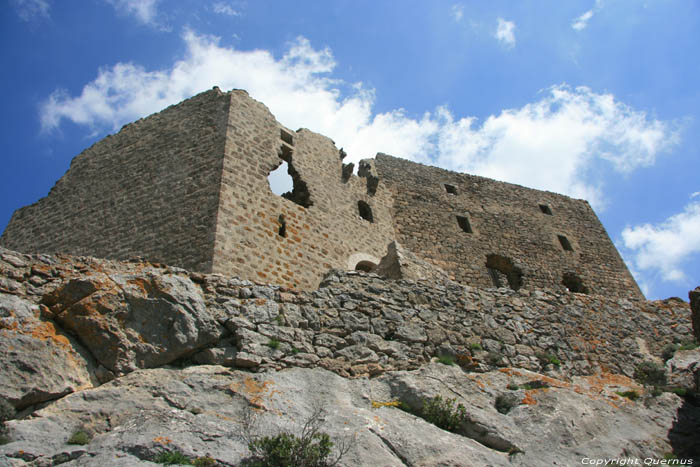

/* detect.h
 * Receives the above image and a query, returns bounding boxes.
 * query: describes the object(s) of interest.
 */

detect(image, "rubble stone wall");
[374,154,644,300]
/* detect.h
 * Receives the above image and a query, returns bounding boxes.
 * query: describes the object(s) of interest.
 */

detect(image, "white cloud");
[11,0,50,21]
[495,18,516,48]
[40,31,677,211]
[451,4,464,22]
[105,0,160,26]
[622,199,700,284]
[572,10,594,31]
[212,2,240,16]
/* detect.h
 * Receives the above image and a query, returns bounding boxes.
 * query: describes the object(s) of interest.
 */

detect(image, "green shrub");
[662,343,679,361]
[408,395,468,433]
[67,430,90,445]
[0,398,15,445]
[615,390,639,401]
[506,383,519,390]
[520,380,550,390]
[266,339,281,350]
[670,387,687,397]
[247,432,333,467]
[437,355,456,366]
[154,450,193,465]
[468,342,482,351]
[194,456,217,466]
[678,340,699,351]
[487,351,504,366]
[495,394,518,414]
[634,361,667,387]
[536,352,561,367]
[291,347,301,355]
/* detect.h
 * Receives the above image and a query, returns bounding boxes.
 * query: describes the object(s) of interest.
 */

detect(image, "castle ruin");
[0,87,643,300]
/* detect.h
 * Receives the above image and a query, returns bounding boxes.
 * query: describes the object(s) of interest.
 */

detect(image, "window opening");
[272,146,313,208]
[558,235,573,251]
[278,214,287,238]
[485,254,523,291]
[444,184,457,195]
[456,215,472,233]
[280,129,294,146]
[268,161,294,197]
[358,201,374,223]
[539,204,553,215]
[562,272,589,294]
[355,260,377,272]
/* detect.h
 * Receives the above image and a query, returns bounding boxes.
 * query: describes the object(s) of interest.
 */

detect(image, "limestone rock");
[2,364,697,466]
[51,272,224,374]
[0,294,95,409]
[666,348,700,389]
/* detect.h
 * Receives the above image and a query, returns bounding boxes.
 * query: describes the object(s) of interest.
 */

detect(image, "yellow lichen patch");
[30,321,71,348]
[153,436,172,445]
[229,377,277,409]
[371,400,401,409]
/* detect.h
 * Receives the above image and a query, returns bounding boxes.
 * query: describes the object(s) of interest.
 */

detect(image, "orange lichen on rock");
[521,391,538,405]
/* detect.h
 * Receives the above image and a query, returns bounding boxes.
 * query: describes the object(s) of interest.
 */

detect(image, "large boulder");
[46,271,224,374]
[0,293,96,409]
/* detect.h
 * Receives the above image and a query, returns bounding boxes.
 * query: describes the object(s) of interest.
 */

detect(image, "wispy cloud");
[105,0,161,26]
[572,0,603,31]
[622,197,700,286]
[11,0,50,22]
[212,2,240,17]
[451,4,464,22]
[495,18,516,48]
[40,31,677,212]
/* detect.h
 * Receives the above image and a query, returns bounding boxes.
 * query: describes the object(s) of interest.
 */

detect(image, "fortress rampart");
[1,87,643,300]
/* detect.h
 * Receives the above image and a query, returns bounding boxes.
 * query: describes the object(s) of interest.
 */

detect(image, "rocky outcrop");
[1,247,699,464]
[2,363,698,466]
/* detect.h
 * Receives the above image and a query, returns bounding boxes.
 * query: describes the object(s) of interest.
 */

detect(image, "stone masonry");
[375,154,644,300]
[1,87,643,298]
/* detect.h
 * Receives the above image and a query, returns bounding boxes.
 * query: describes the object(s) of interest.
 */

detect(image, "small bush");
[670,387,687,397]
[291,347,301,355]
[650,387,664,397]
[468,342,482,351]
[67,430,90,445]
[409,395,468,433]
[0,398,15,445]
[678,340,699,351]
[487,351,504,366]
[506,383,519,390]
[616,390,640,401]
[437,355,456,366]
[634,361,667,387]
[154,450,193,465]
[495,394,518,414]
[266,339,281,350]
[520,380,549,390]
[194,456,217,466]
[662,343,679,361]
[536,352,561,367]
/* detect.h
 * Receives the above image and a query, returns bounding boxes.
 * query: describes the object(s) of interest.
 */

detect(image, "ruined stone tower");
[0,87,644,299]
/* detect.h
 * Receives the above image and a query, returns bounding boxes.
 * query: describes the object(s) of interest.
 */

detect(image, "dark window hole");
[558,235,573,251]
[358,201,374,223]
[562,272,589,294]
[280,129,294,146]
[456,215,472,233]
[539,204,553,215]
[355,261,377,272]
[445,184,457,195]
[485,254,523,291]
[278,214,287,238]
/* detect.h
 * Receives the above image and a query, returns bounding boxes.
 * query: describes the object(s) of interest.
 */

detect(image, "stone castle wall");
[0,89,230,273]
[374,154,644,300]
[1,88,643,297]
[210,90,395,290]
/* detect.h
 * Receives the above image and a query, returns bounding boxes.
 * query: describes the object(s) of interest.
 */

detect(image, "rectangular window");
[444,184,457,195]
[558,235,573,251]
[539,204,553,215]
[280,129,294,146]
[456,215,472,233]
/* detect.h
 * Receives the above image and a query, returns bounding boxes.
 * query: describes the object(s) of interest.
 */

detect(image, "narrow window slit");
[456,215,472,233]
[558,235,573,251]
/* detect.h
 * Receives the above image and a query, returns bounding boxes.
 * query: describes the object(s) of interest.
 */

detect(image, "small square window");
[456,215,472,233]
[280,129,294,146]
[558,235,573,251]
[539,204,553,215]
[444,184,457,195]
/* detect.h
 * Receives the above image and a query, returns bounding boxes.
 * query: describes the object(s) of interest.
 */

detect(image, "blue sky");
[2,0,699,300]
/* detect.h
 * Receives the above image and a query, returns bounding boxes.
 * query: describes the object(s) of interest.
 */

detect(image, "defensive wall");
[1,87,643,299]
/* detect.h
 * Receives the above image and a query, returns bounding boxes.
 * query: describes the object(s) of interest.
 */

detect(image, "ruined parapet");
[375,241,450,282]
[374,153,644,301]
